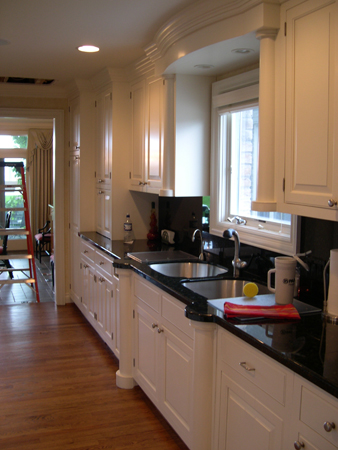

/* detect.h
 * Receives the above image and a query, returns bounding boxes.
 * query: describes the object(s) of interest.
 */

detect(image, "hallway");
[0,256,54,305]
[0,301,189,450]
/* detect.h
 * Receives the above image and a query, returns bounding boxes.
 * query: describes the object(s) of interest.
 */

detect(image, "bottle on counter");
[124,214,135,244]
[147,202,159,241]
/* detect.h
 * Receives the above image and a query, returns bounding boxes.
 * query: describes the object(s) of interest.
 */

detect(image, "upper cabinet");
[277,0,338,220]
[130,76,164,193]
[130,74,213,197]
[95,89,113,187]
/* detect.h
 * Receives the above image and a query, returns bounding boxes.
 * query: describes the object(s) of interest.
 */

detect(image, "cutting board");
[208,295,321,316]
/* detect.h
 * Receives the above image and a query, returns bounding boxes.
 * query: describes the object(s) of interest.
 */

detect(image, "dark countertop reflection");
[79,232,338,399]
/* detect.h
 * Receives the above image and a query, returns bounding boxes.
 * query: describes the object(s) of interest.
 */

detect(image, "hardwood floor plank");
[0,303,189,450]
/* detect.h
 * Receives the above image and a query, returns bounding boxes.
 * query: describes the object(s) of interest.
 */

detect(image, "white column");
[251,29,278,212]
[159,75,175,197]
[115,268,135,389]
[190,320,216,450]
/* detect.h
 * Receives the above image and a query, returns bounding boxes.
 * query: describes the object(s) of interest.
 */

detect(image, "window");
[210,70,298,254]
[0,135,28,239]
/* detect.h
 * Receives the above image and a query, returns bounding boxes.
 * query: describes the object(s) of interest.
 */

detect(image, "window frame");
[210,69,299,255]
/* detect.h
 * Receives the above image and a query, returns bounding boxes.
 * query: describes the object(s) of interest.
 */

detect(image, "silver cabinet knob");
[151,323,158,329]
[324,421,335,432]
[328,199,337,207]
[157,327,164,333]
[294,441,304,450]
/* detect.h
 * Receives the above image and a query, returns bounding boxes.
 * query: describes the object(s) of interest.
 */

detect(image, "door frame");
[0,107,65,305]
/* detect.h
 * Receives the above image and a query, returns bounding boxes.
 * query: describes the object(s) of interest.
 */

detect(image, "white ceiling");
[0,0,259,87]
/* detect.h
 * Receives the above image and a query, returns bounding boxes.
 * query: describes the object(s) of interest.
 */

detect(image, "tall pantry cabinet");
[68,81,96,304]
[92,68,131,240]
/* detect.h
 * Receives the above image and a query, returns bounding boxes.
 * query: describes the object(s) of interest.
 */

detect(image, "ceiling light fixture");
[231,48,254,54]
[77,45,100,53]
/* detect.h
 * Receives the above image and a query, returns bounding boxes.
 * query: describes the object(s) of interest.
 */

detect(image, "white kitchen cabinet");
[130,74,213,197]
[95,89,112,187]
[130,77,164,192]
[68,86,96,304]
[95,187,112,240]
[78,240,120,358]
[277,0,338,220]
[213,328,293,450]
[289,375,338,450]
[132,275,194,448]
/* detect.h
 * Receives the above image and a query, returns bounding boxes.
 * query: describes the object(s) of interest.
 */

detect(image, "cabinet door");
[81,260,95,314]
[69,230,80,305]
[70,99,80,152]
[133,302,161,406]
[69,153,80,230]
[217,370,283,450]
[96,188,111,239]
[96,90,112,185]
[145,77,164,190]
[159,324,193,447]
[285,0,338,208]
[130,80,145,187]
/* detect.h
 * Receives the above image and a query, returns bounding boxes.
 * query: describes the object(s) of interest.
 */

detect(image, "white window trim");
[210,69,299,255]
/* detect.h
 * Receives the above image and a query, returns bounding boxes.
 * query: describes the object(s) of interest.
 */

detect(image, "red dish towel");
[223,302,301,320]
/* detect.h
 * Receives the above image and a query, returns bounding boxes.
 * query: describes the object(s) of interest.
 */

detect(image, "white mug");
[267,256,296,305]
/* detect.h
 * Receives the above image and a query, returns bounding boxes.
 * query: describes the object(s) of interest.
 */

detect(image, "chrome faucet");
[223,228,247,277]
[192,229,204,260]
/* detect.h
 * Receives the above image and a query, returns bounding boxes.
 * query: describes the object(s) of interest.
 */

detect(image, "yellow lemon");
[243,282,259,298]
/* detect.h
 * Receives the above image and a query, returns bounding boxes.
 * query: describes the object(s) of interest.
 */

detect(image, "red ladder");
[0,162,40,302]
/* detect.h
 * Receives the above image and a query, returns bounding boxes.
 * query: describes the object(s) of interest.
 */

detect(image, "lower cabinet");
[133,275,194,448]
[214,328,292,450]
[79,240,120,358]
[289,375,338,450]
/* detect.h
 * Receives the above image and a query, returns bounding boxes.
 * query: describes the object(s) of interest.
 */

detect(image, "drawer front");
[80,240,95,263]
[134,277,161,314]
[300,385,338,447]
[220,330,286,405]
[161,294,193,340]
[95,250,113,279]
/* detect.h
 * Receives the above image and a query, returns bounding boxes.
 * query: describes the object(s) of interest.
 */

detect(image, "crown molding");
[90,67,128,92]
[144,0,281,63]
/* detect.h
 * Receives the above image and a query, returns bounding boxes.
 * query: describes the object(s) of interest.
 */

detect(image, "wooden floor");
[0,302,189,450]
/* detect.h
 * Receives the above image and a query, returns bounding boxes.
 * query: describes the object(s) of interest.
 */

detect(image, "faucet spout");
[223,228,247,277]
[192,229,204,260]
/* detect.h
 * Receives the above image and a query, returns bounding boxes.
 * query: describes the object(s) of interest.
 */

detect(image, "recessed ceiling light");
[231,48,254,54]
[194,64,215,70]
[77,45,100,53]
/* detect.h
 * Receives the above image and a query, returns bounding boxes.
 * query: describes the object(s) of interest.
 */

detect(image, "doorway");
[0,108,65,305]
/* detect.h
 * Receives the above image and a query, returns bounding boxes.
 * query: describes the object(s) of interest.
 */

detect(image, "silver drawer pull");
[157,327,164,334]
[239,361,255,372]
[324,421,335,432]
[151,323,158,329]
[99,261,104,265]
[294,441,304,450]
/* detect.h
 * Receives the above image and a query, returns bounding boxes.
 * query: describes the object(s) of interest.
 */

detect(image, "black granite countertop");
[79,232,338,400]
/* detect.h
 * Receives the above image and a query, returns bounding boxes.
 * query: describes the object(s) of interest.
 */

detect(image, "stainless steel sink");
[182,279,269,298]
[148,262,228,278]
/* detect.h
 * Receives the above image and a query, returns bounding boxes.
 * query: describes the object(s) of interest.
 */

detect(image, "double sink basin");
[148,260,268,300]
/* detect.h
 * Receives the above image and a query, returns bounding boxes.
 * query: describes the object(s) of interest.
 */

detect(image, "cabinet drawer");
[162,294,193,340]
[220,331,287,405]
[80,240,95,263]
[95,250,113,279]
[134,277,161,313]
[300,384,338,447]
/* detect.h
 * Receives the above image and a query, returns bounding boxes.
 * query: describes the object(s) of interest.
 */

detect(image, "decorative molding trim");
[90,67,128,92]
[144,0,281,63]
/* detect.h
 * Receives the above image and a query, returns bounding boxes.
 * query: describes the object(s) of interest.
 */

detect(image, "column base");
[116,370,137,389]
